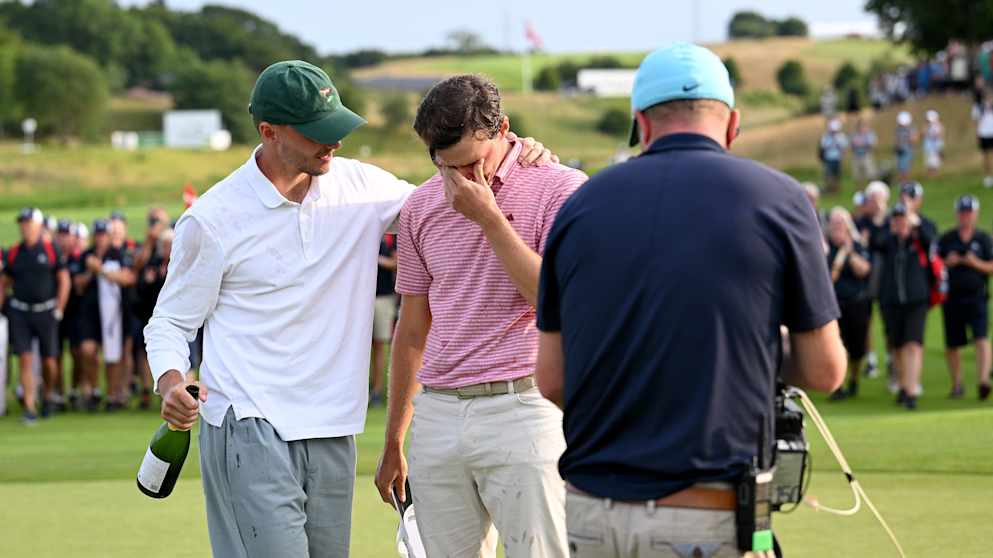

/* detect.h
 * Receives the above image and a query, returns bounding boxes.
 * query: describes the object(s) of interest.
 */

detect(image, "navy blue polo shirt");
[537,133,839,501]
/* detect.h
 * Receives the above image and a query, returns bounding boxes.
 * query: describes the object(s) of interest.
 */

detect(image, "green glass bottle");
[136,384,199,499]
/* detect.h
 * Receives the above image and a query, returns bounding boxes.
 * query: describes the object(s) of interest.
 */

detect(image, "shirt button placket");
[299,203,313,259]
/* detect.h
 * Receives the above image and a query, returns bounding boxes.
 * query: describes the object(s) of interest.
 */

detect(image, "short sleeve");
[537,169,586,254]
[537,200,575,333]
[357,161,417,234]
[781,189,841,332]
[52,244,66,271]
[394,201,431,296]
[937,233,951,258]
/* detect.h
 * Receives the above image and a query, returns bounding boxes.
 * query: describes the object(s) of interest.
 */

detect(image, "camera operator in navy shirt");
[535,43,846,557]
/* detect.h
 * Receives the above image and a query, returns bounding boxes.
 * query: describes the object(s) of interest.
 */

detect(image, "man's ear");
[726,109,742,149]
[258,122,278,144]
[634,111,651,148]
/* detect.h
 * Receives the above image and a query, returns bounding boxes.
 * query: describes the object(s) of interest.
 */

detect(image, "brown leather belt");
[566,482,736,511]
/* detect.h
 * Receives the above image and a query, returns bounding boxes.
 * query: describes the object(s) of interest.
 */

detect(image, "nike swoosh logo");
[683,83,699,92]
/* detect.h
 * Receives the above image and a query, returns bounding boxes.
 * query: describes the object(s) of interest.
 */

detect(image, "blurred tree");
[833,61,862,91]
[534,66,562,91]
[776,17,809,37]
[119,17,178,87]
[14,44,109,140]
[169,58,256,143]
[587,55,626,69]
[867,0,993,53]
[341,49,387,69]
[555,60,581,86]
[0,25,21,135]
[446,29,491,55]
[728,11,775,39]
[380,94,411,132]
[146,4,319,73]
[1,0,141,74]
[776,60,810,97]
[334,80,368,119]
[723,56,743,88]
[596,108,630,137]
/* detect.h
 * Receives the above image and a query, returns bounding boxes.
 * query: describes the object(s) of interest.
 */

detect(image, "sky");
[120,0,878,55]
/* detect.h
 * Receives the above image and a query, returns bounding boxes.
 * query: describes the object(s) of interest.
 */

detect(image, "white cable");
[788,388,908,558]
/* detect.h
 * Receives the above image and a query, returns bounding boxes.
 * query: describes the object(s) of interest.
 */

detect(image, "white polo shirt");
[145,146,414,441]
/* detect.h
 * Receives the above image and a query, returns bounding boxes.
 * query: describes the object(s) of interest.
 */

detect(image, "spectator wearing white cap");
[819,117,848,193]
[856,180,892,378]
[895,111,917,182]
[922,110,944,176]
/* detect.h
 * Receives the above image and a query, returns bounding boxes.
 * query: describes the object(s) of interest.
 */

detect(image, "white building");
[163,110,226,149]
[577,69,637,98]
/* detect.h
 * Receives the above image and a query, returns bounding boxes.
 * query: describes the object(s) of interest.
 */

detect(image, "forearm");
[971,260,993,275]
[133,245,152,272]
[480,215,541,306]
[849,254,871,278]
[145,314,194,394]
[383,336,425,450]
[105,269,136,287]
[56,273,70,312]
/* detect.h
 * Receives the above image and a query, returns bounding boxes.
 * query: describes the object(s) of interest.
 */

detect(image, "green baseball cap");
[249,60,366,145]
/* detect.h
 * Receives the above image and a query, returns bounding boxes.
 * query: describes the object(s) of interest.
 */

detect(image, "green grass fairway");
[3,298,992,558]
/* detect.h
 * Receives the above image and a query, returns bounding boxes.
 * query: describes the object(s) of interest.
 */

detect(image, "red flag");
[524,21,544,51]
[183,182,198,209]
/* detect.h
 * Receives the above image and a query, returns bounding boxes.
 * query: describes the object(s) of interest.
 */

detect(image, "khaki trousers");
[566,491,775,558]
[408,387,568,558]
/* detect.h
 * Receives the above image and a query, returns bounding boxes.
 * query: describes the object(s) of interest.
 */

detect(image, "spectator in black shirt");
[134,228,173,409]
[63,223,88,409]
[875,203,933,410]
[900,181,938,241]
[826,207,873,400]
[1,208,70,422]
[369,233,397,406]
[75,220,136,411]
[110,214,140,404]
[938,195,993,400]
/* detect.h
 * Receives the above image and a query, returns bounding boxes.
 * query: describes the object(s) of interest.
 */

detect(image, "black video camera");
[771,385,809,510]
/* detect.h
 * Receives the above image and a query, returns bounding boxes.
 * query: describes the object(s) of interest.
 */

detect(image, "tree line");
[0,0,364,142]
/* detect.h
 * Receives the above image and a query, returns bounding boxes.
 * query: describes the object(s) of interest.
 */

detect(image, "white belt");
[9,298,56,313]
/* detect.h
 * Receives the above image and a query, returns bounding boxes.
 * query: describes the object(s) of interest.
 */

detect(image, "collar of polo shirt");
[489,140,523,186]
[247,146,323,208]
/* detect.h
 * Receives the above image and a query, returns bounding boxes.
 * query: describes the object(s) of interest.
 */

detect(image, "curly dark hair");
[413,74,504,157]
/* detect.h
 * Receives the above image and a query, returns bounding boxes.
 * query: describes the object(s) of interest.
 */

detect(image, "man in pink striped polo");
[375,74,586,557]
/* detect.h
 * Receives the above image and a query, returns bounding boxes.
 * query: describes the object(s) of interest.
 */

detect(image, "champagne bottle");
[136,384,199,499]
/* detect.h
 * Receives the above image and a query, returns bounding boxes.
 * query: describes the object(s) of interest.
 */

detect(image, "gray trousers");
[199,408,356,558]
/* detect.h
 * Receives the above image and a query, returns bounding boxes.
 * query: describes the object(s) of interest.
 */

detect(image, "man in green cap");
[145,60,554,557]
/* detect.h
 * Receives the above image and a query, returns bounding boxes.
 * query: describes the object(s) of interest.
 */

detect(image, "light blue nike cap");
[629,42,735,146]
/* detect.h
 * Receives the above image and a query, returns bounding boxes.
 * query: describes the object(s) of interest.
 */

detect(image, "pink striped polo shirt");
[396,140,587,388]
